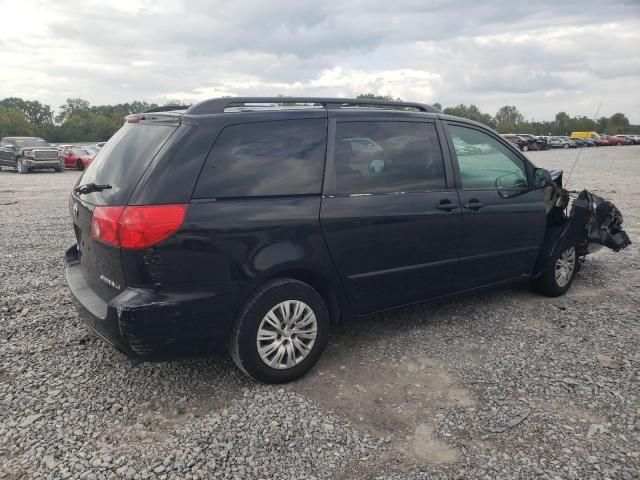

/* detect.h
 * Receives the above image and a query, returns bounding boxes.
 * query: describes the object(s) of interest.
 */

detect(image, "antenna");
[565,102,602,188]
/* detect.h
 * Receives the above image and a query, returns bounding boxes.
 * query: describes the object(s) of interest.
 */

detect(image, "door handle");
[463,199,486,210]
[435,200,459,211]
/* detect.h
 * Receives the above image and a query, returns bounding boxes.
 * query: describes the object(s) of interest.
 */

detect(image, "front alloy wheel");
[554,247,576,288]
[17,158,28,174]
[533,245,578,297]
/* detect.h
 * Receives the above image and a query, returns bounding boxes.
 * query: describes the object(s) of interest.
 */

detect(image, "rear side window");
[79,123,176,205]
[193,119,326,198]
[333,121,445,194]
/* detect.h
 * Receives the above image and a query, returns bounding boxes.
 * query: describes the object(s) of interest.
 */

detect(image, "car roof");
[139,97,504,135]
[184,97,440,115]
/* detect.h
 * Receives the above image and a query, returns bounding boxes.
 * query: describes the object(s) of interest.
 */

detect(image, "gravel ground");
[1,146,639,480]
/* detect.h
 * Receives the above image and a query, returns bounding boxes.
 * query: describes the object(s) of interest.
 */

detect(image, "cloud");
[1,0,639,122]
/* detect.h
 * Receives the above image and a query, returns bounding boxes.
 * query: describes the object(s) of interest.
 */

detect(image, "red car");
[599,135,626,146]
[63,148,95,170]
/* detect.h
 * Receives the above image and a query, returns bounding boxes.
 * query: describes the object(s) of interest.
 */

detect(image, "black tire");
[76,160,85,171]
[532,246,578,297]
[229,278,330,383]
[17,158,29,174]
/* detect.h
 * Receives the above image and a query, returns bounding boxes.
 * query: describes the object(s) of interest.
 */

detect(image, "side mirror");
[533,168,552,189]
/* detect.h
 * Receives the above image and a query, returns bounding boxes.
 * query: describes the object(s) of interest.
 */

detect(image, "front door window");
[449,125,528,189]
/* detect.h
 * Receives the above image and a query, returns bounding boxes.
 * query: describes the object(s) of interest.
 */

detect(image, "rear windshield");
[78,123,176,205]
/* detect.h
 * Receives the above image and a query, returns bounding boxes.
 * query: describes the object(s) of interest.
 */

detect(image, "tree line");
[0,95,637,142]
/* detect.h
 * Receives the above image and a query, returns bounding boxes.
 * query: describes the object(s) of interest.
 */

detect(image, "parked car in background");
[600,135,625,146]
[515,133,548,150]
[0,136,63,173]
[84,146,101,156]
[63,148,95,170]
[547,136,576,149]
[502,134,530,151]
[566,137,587,147]
[64,97,630,383]
[570,137,595,147]
[614,135,638,145]
[558,135,595,148]
[57,144,78,151]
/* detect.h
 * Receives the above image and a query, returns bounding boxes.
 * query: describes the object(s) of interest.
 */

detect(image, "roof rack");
[185,97,440,115]
[144,105,191,113]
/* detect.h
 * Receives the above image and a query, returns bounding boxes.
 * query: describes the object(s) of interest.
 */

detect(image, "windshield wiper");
[74,183,112,195]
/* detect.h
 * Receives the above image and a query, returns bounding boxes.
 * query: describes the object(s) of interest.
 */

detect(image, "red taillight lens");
[90,206,125,246]
[90,205,187,249]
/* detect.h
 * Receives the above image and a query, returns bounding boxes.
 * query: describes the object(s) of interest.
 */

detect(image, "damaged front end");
[535,170,631,275]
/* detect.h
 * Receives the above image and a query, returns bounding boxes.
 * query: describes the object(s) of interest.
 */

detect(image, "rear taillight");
[90,204,188,249]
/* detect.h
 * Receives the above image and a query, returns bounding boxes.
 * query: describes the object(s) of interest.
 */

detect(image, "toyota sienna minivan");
[65,97,630,383]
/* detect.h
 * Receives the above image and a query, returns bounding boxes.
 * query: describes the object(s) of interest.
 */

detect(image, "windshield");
[72,149,90,156]
[11,138,50,148]
[78,123,177,205]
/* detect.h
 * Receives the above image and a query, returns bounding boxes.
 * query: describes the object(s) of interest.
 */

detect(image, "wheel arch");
[263,267,345,325]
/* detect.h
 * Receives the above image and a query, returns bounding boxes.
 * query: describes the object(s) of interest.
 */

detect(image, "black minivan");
[65,97,629,383]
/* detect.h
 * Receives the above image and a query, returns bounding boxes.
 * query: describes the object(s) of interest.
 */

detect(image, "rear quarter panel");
[120,196,341,332]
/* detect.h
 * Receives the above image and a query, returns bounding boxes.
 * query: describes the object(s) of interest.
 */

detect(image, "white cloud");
[1,0,639,122]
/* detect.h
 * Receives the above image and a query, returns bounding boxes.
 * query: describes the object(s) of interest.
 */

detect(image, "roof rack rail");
[144,105,191,113]
[186,97,440,115]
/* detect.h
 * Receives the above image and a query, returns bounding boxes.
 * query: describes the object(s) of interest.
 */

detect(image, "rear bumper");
[64,245,240,358]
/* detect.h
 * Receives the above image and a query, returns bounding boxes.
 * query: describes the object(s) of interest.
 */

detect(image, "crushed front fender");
[533,185,630,277]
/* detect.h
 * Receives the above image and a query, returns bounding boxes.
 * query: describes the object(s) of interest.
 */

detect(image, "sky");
[1,0,639,122]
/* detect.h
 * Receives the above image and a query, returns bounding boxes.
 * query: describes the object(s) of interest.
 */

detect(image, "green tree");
[554,112,571,135]
[443,104,496,128]
[572,116,596,132]
[356,93,401,101]
[607,113,630,134]
[596,116,608,133]
[0,98,53,126]
[495,106,524,133]
[0,106,34,137]
[432,102,442,111]
[56,98,91,123]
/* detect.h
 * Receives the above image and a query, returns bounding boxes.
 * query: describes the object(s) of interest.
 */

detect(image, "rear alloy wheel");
[17,158,29,174]
[230,278,329,383]
[563,143,569,149]
[76,160,85,171]
[522,144,529,152]
[532,246,577,297]
[256,300,317,369]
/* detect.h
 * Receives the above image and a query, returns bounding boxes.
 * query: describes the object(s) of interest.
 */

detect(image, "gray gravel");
[1,146,639,479]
